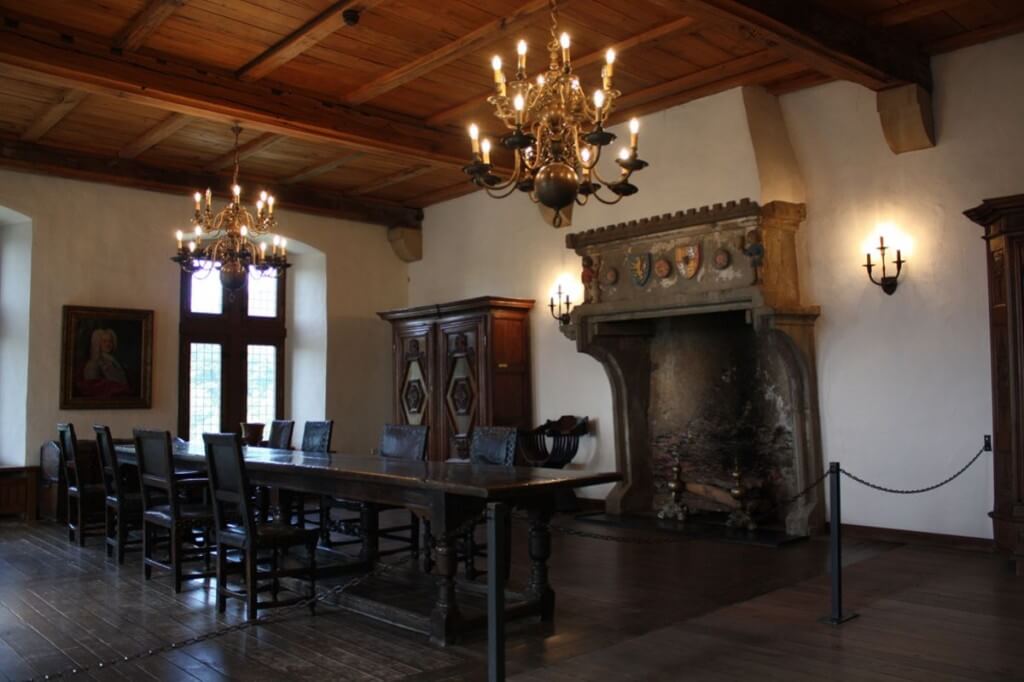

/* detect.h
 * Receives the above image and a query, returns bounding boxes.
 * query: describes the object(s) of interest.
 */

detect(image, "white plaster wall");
[285,249,328,439]
[0,209,32,467]
[0,169,406,464]
[409,89,763,498]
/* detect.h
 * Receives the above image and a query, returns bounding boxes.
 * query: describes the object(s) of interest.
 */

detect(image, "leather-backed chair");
[94,425,143,564]
[204,433,319,622]
[462,426,517,578]
[239,422,265,446]
[290,421,333,535]
[56,423,105,546]
[265,420,294,449]
[135,429,215,592]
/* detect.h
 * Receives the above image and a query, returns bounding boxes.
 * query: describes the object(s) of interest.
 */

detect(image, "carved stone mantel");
[563,199,825,535]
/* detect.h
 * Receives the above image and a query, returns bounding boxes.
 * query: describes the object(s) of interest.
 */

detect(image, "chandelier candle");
[463,0,648,227]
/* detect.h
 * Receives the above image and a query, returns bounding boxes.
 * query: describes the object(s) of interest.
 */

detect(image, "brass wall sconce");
[863,235,905,295]
[549,285,573,325]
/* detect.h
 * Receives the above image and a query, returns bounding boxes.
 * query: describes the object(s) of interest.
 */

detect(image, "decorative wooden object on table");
[965,193,1024,576]
[379,296,534,461]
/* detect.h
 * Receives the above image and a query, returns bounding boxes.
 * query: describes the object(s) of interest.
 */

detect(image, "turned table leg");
[360,502,379,564]
[429,533,461,646]
[527,502,555,622]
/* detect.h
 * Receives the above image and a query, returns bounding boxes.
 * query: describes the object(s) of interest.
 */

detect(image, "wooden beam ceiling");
[343,0,552,105]
[113,0,187,51]
[202,133,284,171]
[425,15,699,127]
[0,15,469,169]
[117,112,191,159]
[20,89,87,142]
[279,153,364,184]
[0,137,422,227]
[867,0,970,28]
[653,0,932,91]
[237,1,387,82]
[350,165,434,196]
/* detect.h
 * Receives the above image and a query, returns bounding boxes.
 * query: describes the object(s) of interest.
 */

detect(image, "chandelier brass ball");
[219,260,247,291]
[534,162,579,211]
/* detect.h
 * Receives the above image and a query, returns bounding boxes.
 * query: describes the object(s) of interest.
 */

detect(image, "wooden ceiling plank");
[0,137,421,227]
[201,132,284,171]
[926,13,1024,53]
[280,152,365,184]
[113,0,188,51]
[117,112,190,158]
[350,164,435,196]
[19,89,87,142]
[867,0,972,28]
[344,0,552,105]
[407,179,479,208]
[237,1,388,82]
[424,15,700,127]
[0,17,469,168]
[648,0,932,91]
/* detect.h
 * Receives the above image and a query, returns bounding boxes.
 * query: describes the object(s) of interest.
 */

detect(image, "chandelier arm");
[485,182,523,199]
[590,189,625,206]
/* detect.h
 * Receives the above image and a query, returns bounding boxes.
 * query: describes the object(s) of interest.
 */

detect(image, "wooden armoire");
[966,194,1024,575]
[378,296,534,461]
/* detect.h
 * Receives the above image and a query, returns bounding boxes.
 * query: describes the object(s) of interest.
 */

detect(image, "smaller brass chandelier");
[464,0,648,227]
[172,124,289,291]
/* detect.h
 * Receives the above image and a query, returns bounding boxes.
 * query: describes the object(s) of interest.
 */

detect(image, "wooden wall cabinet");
[966,194,1024,575]
[379,296,533,461]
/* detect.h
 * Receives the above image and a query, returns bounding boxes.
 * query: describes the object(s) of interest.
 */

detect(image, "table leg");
[360,502,379,564]
[430,533,461,646]
[487,502,508,682]
[527,503,555,622]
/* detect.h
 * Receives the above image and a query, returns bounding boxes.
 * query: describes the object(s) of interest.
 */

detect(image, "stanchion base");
[818,611,858,626]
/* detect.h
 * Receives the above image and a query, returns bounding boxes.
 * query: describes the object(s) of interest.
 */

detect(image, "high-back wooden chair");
[204,433,319,621]
[266,420,295,449]
[134,429,214,592]
[462,426,518,578]
[56,423,105,546]
[94,425,142,564]
[293,421,333,537]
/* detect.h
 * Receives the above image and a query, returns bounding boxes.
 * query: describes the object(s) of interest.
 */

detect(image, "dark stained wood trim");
[343,0,552,105]
[19,89,87,142]
[350,165,434,196]
[424,16,699,127]
[117,112,191,158]
[280,152,364,184]
[651,0,932,91]
[236,1,388,82]
[926,14,1024,54]
[867,0,971,27]
[0,15,470,169]
[0,137,422,227]
[113,0,188,51]
[201,133,284,171]
[765,70,833,95]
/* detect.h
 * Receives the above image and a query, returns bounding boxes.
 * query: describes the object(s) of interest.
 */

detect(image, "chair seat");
[107,492,143,511]
[218,522,319,549]
[69,483,106,497]
[144,503,214,526]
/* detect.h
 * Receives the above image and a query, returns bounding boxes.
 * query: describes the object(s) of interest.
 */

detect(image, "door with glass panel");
[178,265,286,442]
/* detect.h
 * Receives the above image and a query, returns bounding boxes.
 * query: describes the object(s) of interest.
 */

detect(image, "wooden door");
[437,315,487,460]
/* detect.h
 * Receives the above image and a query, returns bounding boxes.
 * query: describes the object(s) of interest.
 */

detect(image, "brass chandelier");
[463,0,648,227]
[172,125,289,291]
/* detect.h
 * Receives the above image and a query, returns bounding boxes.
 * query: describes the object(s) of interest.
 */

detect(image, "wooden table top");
[115,442,620,500]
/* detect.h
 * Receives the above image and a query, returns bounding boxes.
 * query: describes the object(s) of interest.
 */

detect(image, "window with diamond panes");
[246,345,276,425]
[188,343,222,441]
[247,270,278,318]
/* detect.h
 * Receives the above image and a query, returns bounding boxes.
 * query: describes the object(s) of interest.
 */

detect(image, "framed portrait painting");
[60,306,153,409]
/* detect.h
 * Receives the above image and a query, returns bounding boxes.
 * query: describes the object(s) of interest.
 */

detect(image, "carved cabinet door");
[393,322,434,438]
[437,316,487,460]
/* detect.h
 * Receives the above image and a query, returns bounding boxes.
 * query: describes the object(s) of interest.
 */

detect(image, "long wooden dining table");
[115,440,620,647]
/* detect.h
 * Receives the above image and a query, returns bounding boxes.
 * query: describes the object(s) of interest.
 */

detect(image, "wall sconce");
[863,235,905,295]
[549,285,573,325]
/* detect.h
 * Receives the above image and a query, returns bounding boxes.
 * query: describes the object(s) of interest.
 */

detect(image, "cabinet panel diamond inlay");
[402,359,427,425]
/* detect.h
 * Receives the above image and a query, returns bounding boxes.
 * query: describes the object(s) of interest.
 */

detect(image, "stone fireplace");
[563,199,824,535]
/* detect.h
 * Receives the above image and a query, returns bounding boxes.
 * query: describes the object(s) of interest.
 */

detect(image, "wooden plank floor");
[3,514,1010,681]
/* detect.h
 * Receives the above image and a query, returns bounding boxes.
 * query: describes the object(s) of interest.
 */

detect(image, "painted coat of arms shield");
[628,253,652,287]
[675,243,702,279]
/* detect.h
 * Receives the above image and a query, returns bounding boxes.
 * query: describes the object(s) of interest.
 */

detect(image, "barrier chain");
[840,446,987,495]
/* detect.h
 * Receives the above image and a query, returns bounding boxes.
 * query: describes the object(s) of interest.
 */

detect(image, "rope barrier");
[840,447,987,494]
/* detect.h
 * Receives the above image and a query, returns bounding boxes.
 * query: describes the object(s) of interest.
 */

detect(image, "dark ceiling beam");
[343,0,552,105]
[280,152,365,184]
[0,14,469,168]
[20,89,87,142]
[350,165,434,196]
[424,15,700,127]
[237,1,388,82]
[0,137,422,227]
[117,112,191,158]
[867,0,970,28]
[926,13,1024,54]
[201,133,284,171]
[113,0,187,51]
[650,0,932,91]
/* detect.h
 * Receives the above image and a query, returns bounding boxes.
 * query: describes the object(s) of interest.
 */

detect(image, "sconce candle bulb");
[863,234,905,295]
[549,284,573,326]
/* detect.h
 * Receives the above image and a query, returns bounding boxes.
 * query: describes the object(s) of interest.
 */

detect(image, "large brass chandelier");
[172,125,289,291]
[463,0,647,227]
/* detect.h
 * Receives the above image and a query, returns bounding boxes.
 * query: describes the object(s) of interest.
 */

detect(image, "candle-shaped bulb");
[280,238,287,256]
[188,241,197,253]
[491,54,502,73]
[481,138,492,165]
[517,39,527,71]
[175,229,184,248]
[194,225,202,237]
[240,225,248,238]
[256,199,264,214]
[193,192,202,210]
[260,241,267,256]
[513,94,525,124]
[606,48,616,66]
[593,89,605,110]
[629,118,639,149]
[205,188,212,207]
[232,184,241,199]
[260,190,268,202]
[571,77,580,90]
[581,147,591,164]
[603,48,616,89]
[267,195,274,214]
[469,123,481,155]
[560,32,570,64]
[618,147,631,161]
[536,74,545,86]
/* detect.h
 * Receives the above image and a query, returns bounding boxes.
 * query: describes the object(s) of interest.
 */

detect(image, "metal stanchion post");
[820,462,857,625]
[487,502,509,682]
